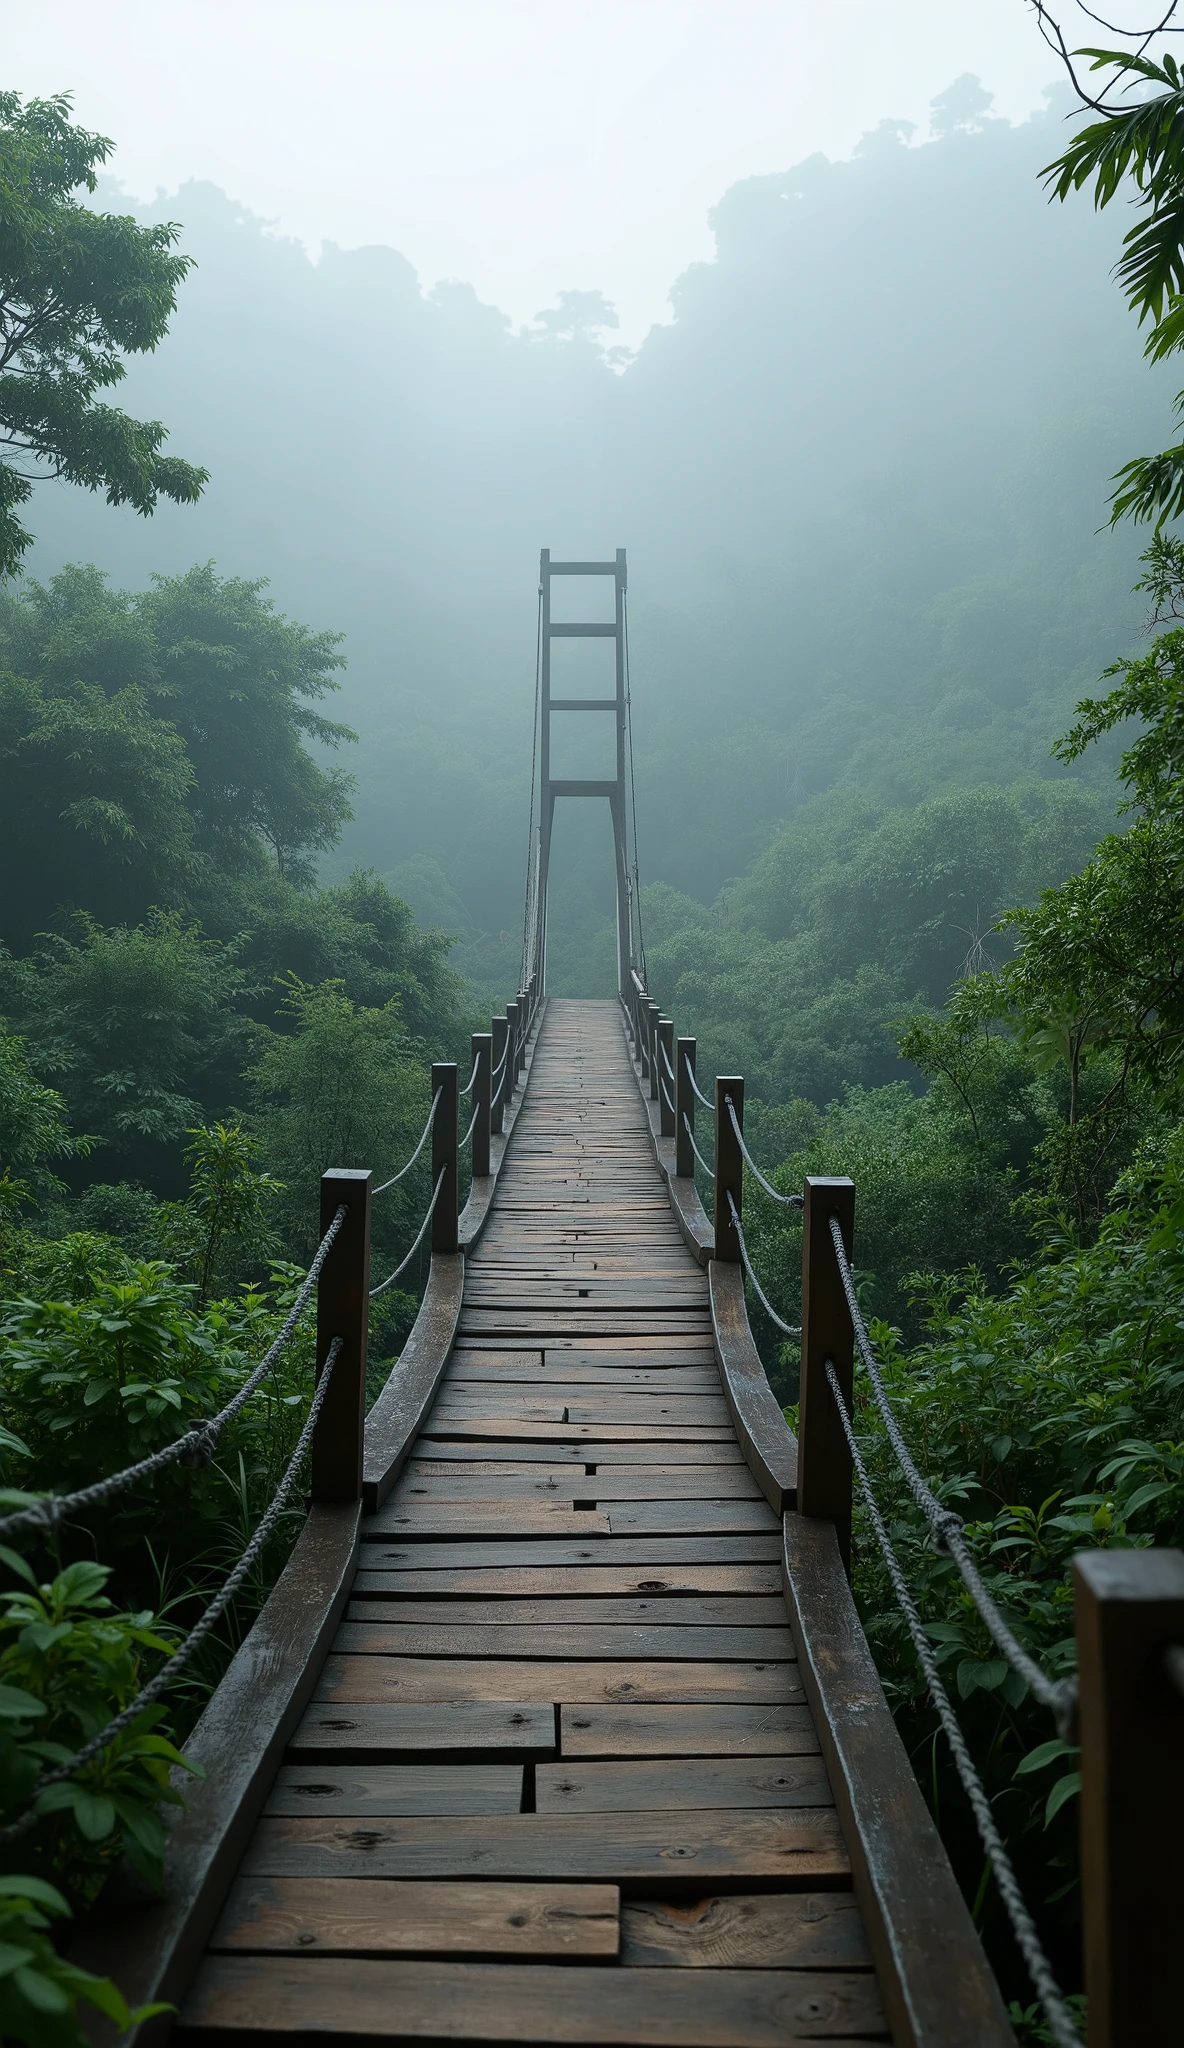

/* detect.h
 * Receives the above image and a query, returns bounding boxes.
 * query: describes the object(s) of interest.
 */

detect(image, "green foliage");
[0,1033,87,1210]
[0,91,205,577]
[0,1875,167,2048]
[0,667,195,947]
[0,1555,196,1899]
[246,976,427,1258]
[0,914,248,1175]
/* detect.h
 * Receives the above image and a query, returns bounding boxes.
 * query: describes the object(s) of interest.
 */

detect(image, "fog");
[21,77,1167,994]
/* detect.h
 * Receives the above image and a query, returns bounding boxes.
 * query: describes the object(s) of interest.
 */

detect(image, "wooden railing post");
[505,1002,519,1103]
[657,1017,675,1139]
[471,1032,492,1179]
[311,1167,371,1503]
[713,1076,744,1261]
[517,989,529,1077]
[797,1175,856,1575]
[675,1036,696,1179]
[647,1001,661,1102]
[431,1061,459,1254]
[1075,1548,1184,2048]
[639,996,651,1081]
[491,1015,507,1135]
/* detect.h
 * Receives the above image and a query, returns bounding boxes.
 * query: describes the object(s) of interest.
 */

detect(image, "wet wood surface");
[178,1001,886,2045]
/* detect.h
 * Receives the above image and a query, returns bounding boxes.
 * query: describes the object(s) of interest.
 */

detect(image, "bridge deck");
[179,1000,888,2045]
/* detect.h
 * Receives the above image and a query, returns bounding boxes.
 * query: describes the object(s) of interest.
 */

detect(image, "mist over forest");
[24,78,1165,1016]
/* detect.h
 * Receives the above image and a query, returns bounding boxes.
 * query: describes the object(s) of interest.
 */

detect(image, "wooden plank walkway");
[178,1000,888,2045]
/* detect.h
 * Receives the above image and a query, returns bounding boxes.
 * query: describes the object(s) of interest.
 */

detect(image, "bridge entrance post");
[797,1176,856,1575]
[431,1062,459,1255]
[471,1033,492,1179]
[531,548,637,999]
[311,1167,372,1503]
[1074,1548,1184,2048]
[675,1037,696,1178]
[490,1016,507,1136]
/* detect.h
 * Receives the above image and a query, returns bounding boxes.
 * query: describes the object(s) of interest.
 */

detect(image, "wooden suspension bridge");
[44,555,1180,2048]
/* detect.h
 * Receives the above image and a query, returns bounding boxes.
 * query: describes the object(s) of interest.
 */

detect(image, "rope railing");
[826,1213,1077,1736]
[726,1189,801,1338]
[682,1110,715,1179]
[824,1358,1082,2048]
[660,1039,675,1082]
[373,1086,443,1197]
[459,1100,479,1150]
[660,1072,674,1115]
[0,1335,343,1846]
[369,1169,448,1297]
[0,1204,349,1541]
[459,1058,478,1097]
[725,1095,804,1209]
[684,1052,713,1108]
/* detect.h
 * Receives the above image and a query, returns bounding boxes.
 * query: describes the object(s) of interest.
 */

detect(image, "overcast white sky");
[7,1,1064,346]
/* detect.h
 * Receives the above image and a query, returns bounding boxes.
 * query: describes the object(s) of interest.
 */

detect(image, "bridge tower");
[528,547,637,998]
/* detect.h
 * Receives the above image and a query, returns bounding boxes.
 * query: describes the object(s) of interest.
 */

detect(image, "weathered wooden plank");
[607,1500,781,1536]
[288,1701,556,1759]
[408,1439,745,1465]
[318,1656,802,1705]
[240,1808,850,1882]
[535,1755,832,1811]
[620,1894,871,1970]
[209,1877,620,1958]
[389,1468,762,1503]
[334,1620,797,1662]
[357,1535,784,1568]
[363,1500,612,1537]
[179,1955,886,2044]
[416,1416,733,1443]
[560,1701,820,1758]
[264,1765,523,1815]
[346,1596,789,1626]
[354,1563,782,1597]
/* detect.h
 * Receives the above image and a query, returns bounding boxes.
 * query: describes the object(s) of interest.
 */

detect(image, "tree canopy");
[0,91,206,577]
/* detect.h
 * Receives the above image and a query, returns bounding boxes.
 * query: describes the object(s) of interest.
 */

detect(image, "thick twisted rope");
[458,1058,478,1098]
[726,1190,801,1338]
[373,1088,442,1197]
[369,1169,448,1297]
[725,1096,803,1208]
[0,1206,348,1540]
[458,1101,479,1150]
[0,1338,342,1845]
[682,1111,715,1180]
[827,1214,1077,1734]
[825,1358,1082,2048]
[683,1053,713,1109]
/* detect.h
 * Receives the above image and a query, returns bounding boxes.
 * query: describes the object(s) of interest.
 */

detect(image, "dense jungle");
[3,30,1184,2045]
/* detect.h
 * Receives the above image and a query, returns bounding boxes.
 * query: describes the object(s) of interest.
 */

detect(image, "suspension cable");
[0,1336,343,1843]
[369,1169,448,1297]
[0,1206,348,1540]
[682,1110,715,1180]
[827,1214,1076,1733]
[373,1088,442,1197]
[726,1190,801,1338]
[725,1096,804,1209]
[825,1358,1082,2048]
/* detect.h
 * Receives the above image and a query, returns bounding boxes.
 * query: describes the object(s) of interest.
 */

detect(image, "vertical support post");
[491,1015,507,1135]
[539,550,551,999]
[312,1168,371,1503]
[647,1000,660,1102]
[675,1036,696,1179]
[517,990,528,1076]
[713,1076,744,1262]
[657,1017,675,1139]
[639,996,650,1080]
[505,1002,519,1106]
[1075,1548,1184,2048]
[613,551,632,1000]
[431,1061,459,1254]
[797,1175,856,1575]
[471,1032,492,1179]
